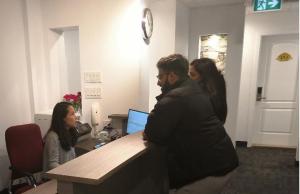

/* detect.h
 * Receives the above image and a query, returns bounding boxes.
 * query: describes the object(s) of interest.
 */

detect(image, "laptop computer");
[126,109,149,134]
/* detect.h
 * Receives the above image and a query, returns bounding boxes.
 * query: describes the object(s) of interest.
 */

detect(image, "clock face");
[142,8,153,42]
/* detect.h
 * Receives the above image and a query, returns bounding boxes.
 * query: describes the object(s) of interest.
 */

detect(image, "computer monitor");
[126,109,149,134]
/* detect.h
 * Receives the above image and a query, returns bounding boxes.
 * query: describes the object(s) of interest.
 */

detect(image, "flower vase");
[75,108,81,121]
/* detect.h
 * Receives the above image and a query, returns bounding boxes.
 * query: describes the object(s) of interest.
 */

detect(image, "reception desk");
[23,180,57,194]
[39,132,167,194]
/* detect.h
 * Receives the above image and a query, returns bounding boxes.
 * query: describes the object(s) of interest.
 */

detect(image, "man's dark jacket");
[144,79,239,189]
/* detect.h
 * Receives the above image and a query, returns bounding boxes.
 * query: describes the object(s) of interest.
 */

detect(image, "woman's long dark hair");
[190,58,227,123]
[46,102,78,151]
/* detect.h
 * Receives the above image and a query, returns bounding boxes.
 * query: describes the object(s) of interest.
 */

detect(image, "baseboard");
[252,143,297,149]
[236,141,248,147]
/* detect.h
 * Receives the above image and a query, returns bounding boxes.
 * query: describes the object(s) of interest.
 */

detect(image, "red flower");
[63,92,82,112]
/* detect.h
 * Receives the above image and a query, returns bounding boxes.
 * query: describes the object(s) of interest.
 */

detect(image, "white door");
[252,34,299,147]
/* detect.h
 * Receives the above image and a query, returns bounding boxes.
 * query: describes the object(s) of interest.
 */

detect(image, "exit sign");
[254,0,282,12]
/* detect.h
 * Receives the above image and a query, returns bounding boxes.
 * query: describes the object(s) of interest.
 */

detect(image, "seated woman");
[43,102,78,172]
[189,58,227,123]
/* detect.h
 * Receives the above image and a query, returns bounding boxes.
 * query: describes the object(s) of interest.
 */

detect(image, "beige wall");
[188,3,246,141]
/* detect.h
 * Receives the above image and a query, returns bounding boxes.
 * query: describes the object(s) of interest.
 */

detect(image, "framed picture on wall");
[198,34,228,74]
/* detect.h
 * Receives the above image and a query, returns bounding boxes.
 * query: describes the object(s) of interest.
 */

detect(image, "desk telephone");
[102,123,122,141]
[93,124,122,149]
[75,121,92,137]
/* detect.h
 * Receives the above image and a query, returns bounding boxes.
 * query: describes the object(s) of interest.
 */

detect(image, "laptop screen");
[126,109,149,134]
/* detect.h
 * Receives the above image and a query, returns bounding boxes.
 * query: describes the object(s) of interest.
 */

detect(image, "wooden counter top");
[46,132,149,185]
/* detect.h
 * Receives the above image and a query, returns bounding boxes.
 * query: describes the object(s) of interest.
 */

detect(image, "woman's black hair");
[47,102,78,151]
[190,58,227,123]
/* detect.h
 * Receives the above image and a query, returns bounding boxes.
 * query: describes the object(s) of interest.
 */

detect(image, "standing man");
[144,54,238,194]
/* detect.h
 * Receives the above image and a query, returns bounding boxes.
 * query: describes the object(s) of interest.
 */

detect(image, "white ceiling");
[179,0,244,7]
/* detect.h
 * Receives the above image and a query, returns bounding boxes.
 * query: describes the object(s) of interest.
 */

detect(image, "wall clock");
[142,8,153,44]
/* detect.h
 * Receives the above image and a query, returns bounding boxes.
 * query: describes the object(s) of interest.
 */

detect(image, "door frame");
[246,33,299,147]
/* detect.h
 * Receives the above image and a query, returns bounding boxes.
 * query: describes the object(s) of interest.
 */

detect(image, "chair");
[5,124,44,194]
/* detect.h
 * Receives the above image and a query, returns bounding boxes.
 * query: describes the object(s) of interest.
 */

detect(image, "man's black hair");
[156,54,189,78]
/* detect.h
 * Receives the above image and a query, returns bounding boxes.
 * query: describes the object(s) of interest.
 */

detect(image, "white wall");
[25,0,49,113]
[63,30,81,95]
[60,29,81,96]
[45,28,81,105]
[139,0,177,111]
[175,0,189,57]
[188,3,245,140]
[145,0,177,111]
[37,0,143,131]
[236,0,299,142]
[39,0,177,127]
[0,0,34,190]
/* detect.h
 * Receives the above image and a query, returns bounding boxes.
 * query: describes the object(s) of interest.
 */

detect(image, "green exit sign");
[254,0,282,12]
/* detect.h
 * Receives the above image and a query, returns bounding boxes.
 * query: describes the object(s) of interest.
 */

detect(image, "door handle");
[257,96,266,101]
[256,87,266,101]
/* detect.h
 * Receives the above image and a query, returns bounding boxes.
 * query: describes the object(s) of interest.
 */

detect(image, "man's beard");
[161,81,174,94]
[161,77,188,94]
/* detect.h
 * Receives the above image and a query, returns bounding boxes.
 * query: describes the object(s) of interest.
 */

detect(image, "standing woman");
[43,102,78,172]
[189,58,227,123]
